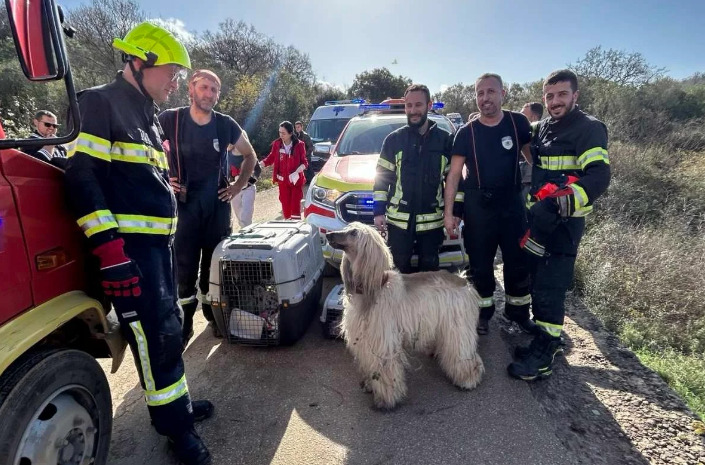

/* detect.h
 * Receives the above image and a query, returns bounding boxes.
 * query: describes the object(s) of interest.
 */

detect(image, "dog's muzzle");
[326,232,345,250]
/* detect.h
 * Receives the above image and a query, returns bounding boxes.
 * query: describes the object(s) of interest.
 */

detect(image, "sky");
[60,0,705,95]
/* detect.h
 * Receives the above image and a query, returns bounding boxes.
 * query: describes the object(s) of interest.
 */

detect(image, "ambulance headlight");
[312,186,340,207]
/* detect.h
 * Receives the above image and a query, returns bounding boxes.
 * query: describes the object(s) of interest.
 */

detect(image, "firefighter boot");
[201,303,222,338]
[507,331,563,381]
[514,334,565,359]
[181,301,199,346]
[192,400,214,422]
[168,428,211,465]
[476,318,489,335]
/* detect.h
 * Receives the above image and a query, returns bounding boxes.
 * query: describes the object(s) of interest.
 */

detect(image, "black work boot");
[477,317,489,335]
[181,301,198,346]
[201,304,223,338]
[514,334,565,359]
[503,311,540,335]
[192,400,214,422]
[516,318,540,335]
[507,331,563,381]
[168,428,211,465]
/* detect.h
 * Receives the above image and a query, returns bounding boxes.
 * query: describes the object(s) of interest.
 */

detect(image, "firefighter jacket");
[530,107,610,217]
[65,72,176,248]
[374,121,461,232]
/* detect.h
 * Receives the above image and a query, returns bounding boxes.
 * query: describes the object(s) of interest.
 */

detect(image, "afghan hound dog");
[326,222,484,409]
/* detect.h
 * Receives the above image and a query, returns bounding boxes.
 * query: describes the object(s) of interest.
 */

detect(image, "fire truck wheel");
[0,349,112,465]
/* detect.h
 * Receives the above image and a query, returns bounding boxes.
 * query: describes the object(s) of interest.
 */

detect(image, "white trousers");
[231,184,256,229]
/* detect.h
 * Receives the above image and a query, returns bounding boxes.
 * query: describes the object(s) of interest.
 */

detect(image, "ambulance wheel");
[0,349,112,465]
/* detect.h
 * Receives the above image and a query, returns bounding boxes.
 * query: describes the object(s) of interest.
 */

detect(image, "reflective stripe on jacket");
[65,72,177,247]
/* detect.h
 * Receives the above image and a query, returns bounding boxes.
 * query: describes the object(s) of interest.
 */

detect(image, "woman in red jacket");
[260,121,308,219]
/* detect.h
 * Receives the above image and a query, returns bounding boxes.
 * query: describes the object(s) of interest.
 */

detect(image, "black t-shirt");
[180,113,223,191]
[452,110,531,189]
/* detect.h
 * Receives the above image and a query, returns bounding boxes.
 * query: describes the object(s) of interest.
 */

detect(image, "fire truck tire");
[0,349,112,465]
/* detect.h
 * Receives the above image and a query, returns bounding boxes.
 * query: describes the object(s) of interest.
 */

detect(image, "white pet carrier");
[207,220,324,345]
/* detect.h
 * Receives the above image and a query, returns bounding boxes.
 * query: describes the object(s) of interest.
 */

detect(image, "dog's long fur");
[326,222,484,409]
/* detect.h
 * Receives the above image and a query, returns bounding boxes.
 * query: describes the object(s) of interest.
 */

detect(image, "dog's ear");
[341,254,355,294]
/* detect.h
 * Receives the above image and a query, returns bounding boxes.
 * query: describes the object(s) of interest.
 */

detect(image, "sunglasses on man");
[41,121,59,129]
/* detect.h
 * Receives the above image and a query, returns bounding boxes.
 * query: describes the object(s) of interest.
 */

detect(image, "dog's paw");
[360,378,373,393]
[372,397,399,411]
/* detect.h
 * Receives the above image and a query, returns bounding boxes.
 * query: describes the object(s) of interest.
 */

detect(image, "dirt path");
[499,287,705,464]
[101,187,705,464]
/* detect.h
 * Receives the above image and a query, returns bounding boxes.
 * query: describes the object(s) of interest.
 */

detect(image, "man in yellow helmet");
[64,22,212,465]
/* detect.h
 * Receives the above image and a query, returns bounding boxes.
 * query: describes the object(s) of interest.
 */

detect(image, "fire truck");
[0,1,126,463]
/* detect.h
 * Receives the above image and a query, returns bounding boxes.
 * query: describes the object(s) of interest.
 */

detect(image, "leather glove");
[93,238,142,297]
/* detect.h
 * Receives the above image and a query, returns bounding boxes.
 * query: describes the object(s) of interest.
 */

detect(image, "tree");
[313,82,347,108]
[570,46,666,87]
[504,80,543,112]
[66,0,145,88]
[348,68,411,103]
[194,20,279,78]
[434,83,477,119]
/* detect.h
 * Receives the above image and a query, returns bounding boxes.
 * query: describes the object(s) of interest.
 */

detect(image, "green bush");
[576,141,705,416]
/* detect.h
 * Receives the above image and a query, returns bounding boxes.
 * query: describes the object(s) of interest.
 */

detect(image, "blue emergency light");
[324,98,366,105]
[432,102,445,110]
[359,104,391,111]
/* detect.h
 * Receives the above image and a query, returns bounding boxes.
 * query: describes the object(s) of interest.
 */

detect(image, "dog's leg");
[369,355,407,409]
[435,310,485,390]
[350,338,407,409]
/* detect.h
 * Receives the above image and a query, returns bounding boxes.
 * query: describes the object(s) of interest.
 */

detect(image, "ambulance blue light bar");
[359,104,391,111]
[324,98,366,105]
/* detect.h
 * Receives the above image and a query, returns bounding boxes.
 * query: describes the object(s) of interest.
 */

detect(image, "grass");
[575,142,705,419]
[635,348,705,420]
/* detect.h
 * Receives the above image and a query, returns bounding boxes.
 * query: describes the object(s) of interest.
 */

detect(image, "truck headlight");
[312,185,340,207]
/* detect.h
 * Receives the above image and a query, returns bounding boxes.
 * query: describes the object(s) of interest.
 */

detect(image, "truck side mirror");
[5,0,68,81]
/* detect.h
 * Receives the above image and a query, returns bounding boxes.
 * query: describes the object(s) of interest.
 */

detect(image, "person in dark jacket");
[294,120,314,181]
[443,73,533,336]
[519,102,544,200]
[374,83,461,273]
[159,69,257,342]
[508,69,611,381]
[24,110,68,168]
[64,22,213,465]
